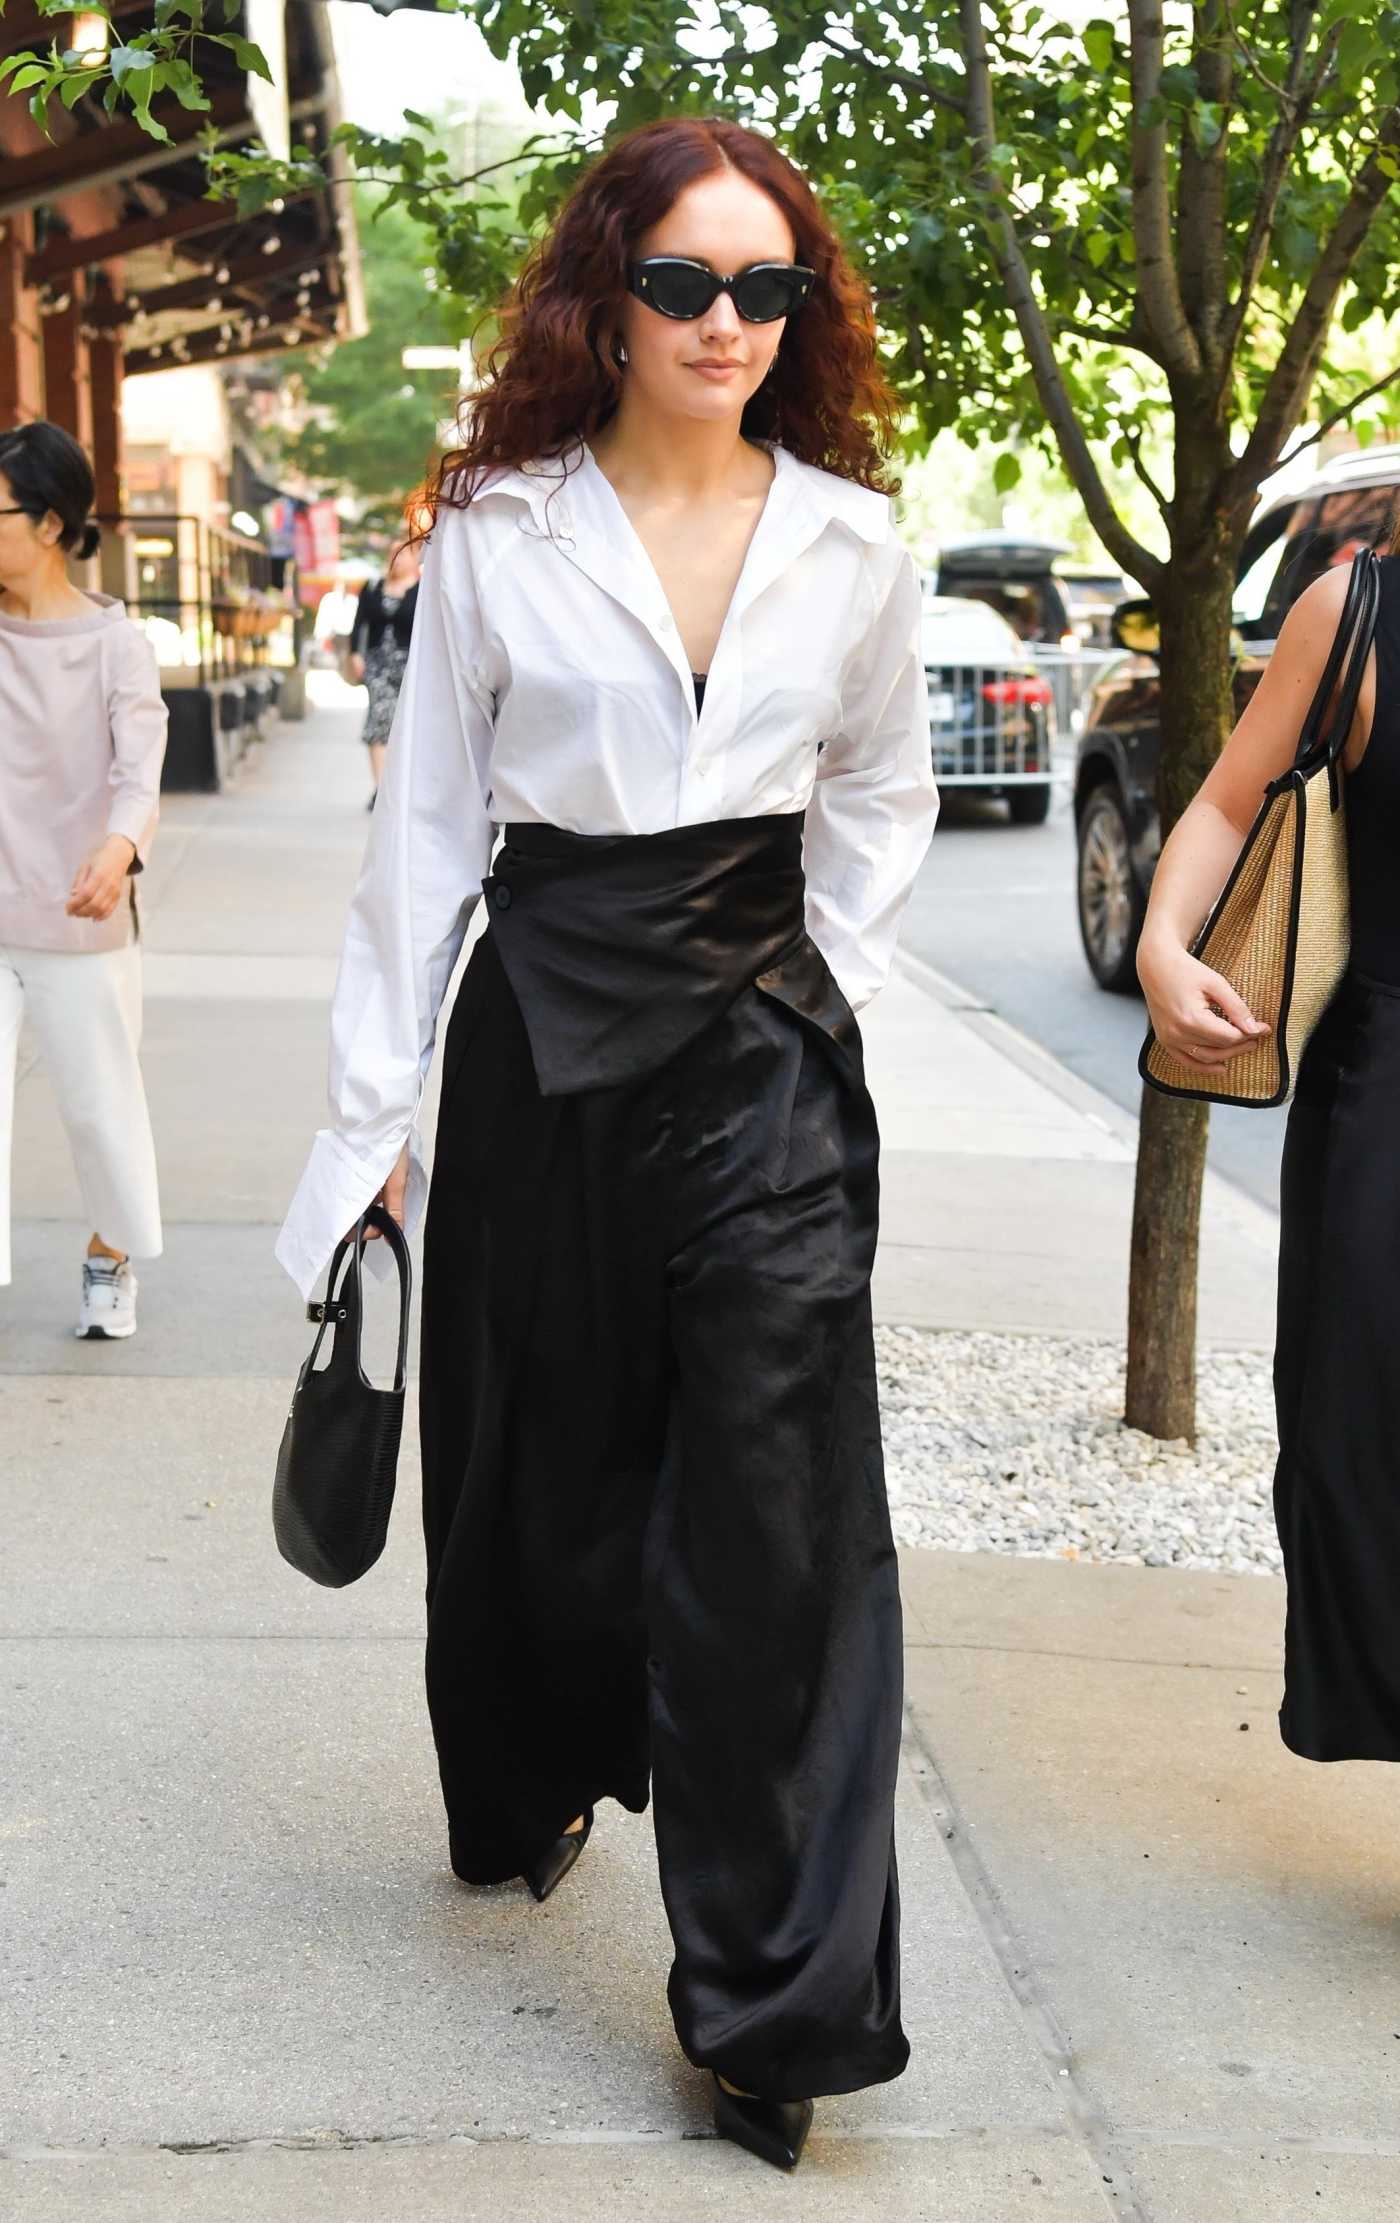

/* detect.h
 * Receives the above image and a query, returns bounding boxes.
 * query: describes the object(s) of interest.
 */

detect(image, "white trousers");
[0,941,163,1286]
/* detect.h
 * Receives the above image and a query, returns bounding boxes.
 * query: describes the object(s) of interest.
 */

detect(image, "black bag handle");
[1290,548,1380,787]
[304,1203,413,1394]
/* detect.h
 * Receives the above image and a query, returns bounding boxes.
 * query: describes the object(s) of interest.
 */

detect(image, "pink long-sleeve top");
[0,592,168,954]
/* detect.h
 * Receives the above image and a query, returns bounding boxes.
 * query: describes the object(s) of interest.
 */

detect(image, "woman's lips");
[688,362,742,379]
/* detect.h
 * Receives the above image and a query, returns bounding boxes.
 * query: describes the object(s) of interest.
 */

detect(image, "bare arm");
[1137,565,1360,1069]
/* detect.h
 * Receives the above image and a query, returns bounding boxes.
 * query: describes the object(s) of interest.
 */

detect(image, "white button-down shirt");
[276,437,938,1299]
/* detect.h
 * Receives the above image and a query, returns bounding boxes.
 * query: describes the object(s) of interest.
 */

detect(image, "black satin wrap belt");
[480,812,863,1096]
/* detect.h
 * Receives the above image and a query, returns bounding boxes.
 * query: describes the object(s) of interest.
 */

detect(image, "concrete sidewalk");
[4,683,1396,2222]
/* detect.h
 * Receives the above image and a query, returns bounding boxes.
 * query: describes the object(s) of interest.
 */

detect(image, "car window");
[1232,509,1291,631]
[937,575,1069,643]
[1260,484,1396,635]
[922,602,1024,662]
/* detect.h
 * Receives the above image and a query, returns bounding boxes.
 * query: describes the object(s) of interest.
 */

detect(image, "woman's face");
[617,170,798,428]
[0,470,53,584]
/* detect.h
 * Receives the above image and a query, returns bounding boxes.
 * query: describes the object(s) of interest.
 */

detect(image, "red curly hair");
[417,115,902,531]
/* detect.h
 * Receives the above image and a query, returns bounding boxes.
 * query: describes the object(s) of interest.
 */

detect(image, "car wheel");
[1007,783,1051,826]
[1077,783,1145,992]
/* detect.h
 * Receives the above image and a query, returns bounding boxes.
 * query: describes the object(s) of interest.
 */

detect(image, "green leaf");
[1158,63,1200,103]
[220,33,274,84]
[59,72,89,107]
[1337,18,1379,82]
[29,87,51,132]
[993,451,1022,494]
[1082,19,1116,75]
[162,57,210,111]
[1085,230,1113,267]
[133,102,171,144]
[109,43,151,86]
[1279,222,1315,272]
[155,0,202,23]
[8,62,49,92]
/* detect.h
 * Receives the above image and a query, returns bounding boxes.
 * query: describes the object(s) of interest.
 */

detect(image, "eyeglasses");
[625,258,815,324]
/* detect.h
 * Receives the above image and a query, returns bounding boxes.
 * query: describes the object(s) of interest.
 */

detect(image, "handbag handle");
[304,1203,413,1394]
[1289,548,1380,789]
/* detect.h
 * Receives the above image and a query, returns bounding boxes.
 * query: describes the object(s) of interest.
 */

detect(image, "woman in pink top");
[0,420,168,1340]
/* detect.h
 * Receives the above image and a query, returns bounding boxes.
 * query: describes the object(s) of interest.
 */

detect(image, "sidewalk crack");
[902,1707,1153,2223]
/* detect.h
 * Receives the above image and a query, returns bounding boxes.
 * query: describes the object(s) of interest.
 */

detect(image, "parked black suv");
[1074,448,1400,990]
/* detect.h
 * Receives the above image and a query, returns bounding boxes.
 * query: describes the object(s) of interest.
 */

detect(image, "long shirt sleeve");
[804,542,939,1009]
[105,625,167,866]
[275,512,496,1300]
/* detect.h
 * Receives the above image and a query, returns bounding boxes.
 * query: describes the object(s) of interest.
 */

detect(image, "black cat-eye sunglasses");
[625,257,815,324]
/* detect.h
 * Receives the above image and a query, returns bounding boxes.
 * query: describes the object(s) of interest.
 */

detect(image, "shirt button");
[493,883,513,910]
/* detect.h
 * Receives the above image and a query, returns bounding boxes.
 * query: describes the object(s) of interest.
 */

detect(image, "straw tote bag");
[1139,548,1380,1109]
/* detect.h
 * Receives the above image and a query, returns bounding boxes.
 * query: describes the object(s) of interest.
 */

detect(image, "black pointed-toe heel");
[523,1808,593,1903]
[711,2072,814,2170]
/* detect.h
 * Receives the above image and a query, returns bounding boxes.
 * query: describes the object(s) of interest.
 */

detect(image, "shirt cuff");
[274,1123,428,1302]
[106,803,154,856]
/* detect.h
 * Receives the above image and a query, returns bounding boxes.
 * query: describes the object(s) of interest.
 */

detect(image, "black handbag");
[272,1205,412,1587]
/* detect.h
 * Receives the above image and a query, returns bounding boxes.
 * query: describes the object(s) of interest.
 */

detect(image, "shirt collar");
[480,438,890,549]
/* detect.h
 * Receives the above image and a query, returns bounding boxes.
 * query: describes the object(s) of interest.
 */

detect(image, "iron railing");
[924,658,1057,785]
[1024,643,1126,741]
[95,513,301,689]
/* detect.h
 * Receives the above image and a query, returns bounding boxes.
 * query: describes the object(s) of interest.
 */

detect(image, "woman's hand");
[352,1140,410,1245]
[349,652,366,684]
[1137,928,1271,1070]
[66,834,136,921]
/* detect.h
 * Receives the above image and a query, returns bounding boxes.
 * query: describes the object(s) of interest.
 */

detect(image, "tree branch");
[957,0,1166,591]
[1121,423,1173,522]
[1125,0,1202,381]
[1055,315,1161,359]
[1219,0,1292,102]
[1175,0,1232,367]
[1228,96,1400,499]
[819,26,967,119]
[1274,363,1400,470]
[1215,5,1333,381]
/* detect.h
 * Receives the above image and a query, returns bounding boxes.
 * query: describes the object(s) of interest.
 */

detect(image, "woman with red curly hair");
[279,115,937,2167]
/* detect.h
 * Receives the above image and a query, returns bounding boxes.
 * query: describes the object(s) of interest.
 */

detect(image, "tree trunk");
[1123,552,1238,1442]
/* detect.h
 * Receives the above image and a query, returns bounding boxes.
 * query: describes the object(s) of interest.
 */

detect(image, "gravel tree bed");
[877,1325,1281,1575]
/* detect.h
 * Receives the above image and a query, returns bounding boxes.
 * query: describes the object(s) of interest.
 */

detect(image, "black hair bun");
[76,520,100,560]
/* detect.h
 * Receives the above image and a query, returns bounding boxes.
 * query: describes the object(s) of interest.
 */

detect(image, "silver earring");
[615,338,628,368]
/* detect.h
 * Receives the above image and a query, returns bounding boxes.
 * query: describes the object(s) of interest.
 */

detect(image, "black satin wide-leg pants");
[1274,968,1400,1762]
[418,827,908,2101]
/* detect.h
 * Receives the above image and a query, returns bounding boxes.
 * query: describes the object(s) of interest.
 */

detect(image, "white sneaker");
[76,1255,138,1340]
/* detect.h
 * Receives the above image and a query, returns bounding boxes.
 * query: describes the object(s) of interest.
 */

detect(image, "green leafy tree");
[262,191,463,531]
[0,0,268,140]
[15,0,1400,1440]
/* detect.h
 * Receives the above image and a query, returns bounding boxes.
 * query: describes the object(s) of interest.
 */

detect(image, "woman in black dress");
[349,541,420,800]
[1138,528,1400,1762]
